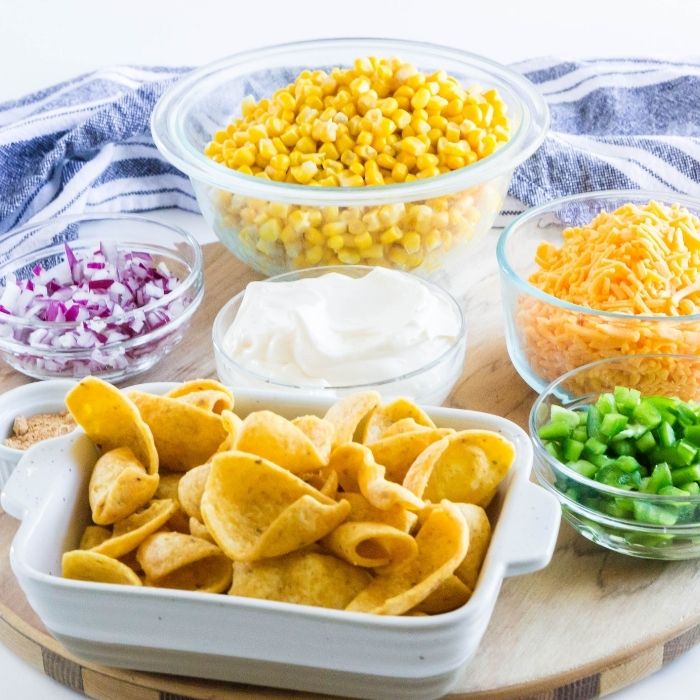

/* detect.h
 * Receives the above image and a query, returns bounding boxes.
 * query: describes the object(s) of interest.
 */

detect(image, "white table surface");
[2,1,700,698]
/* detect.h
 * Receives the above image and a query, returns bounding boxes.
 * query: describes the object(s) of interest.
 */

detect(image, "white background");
[2,0,700,698]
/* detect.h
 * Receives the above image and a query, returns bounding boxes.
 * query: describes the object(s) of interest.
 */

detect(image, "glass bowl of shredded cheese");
[497,191,700,393]
[151,38,548,297]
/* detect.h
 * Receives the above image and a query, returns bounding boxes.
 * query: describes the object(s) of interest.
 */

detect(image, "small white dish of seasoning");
[213,266,467,405]
[0,379,78,487]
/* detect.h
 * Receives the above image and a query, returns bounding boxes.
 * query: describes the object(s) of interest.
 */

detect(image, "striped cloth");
[0,58,699,235]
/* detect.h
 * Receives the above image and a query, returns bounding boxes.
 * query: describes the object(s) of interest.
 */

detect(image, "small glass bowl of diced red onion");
[0,214,203,382]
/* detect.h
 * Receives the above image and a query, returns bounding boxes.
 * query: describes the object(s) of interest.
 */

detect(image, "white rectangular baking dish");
[1,384,560,700]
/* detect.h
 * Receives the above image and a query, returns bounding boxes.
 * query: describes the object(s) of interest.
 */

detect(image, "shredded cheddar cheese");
[530,201,700,316]
[518,201,700,392]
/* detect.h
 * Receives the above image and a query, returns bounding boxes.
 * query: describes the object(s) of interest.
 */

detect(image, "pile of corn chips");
[62,378,515,616]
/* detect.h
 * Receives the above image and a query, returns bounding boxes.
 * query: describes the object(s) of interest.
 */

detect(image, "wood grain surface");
[1,240,700,700]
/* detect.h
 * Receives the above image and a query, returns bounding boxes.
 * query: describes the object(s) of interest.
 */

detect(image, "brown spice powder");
[4,411,76,450]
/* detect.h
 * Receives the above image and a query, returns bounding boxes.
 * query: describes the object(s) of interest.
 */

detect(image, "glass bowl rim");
[212,264,466,392]
[151,36,550,206]
[496,188,700,323]
[529,352,700,505]
[0,213,204,352]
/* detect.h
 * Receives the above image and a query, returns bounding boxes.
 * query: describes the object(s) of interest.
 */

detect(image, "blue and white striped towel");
[0,57,699,234]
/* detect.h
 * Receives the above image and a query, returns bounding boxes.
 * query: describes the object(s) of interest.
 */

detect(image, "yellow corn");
[205,55,509,270]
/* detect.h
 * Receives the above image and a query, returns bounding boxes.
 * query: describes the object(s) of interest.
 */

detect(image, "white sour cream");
[223,268,461,388]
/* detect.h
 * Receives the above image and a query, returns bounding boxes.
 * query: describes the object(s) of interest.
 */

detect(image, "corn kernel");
[279,127,300,148]
[258,138,277,161]
[445,122,461,142]
[380,225,403,244]
[290,161,318,184]
[305,245,324,265]
[338,249,361,264]
[276,90,296,110]
[388,246,409,267]
[327,234,345,251]
[248,124,267,143]
[376,153,396,170]
[295,136,317,154]
[354,232,374,249]
[378,97,399,116]
[319,142,340,160]
[258,218,281,242]
[391,162,408,182]
[355,144,377,161]
[362,243,384,259]
[416,153,439,170]
[400,136,427,156]
[378,203,404,226]
[304,227,325,246]
[322,220,347,237]
[402,231,421,254]
[425,229,442,251]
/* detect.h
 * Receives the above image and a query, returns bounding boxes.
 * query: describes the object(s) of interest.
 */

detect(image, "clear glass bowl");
[497,190,700,393]
[152,38,548,296]
[531,354,700,560]
[212,265,466,404]
[0,214,203,382]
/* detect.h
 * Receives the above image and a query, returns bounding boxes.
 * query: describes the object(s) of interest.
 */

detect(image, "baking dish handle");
[498,479,560,578]
[1,433,91,520]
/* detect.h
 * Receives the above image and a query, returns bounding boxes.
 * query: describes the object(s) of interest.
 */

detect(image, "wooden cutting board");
[1,239,700,700]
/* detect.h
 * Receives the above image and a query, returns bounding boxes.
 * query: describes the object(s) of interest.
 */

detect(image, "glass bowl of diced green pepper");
[530,354,700,560]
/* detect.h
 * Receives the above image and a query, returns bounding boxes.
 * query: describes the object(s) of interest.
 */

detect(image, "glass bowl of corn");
[152,38,548,295]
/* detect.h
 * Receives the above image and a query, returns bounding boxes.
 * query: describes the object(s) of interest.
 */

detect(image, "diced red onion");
[0,242,187,376]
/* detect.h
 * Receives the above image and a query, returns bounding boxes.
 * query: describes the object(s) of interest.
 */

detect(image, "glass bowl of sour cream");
[212,265,466,404]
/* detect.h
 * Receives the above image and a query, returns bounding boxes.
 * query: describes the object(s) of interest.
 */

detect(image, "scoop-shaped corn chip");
[63,550,142,586]
[236,411,330,474]
[154,472,190,533]
[323,521,417,569]
[403,430,514,507]
[361,398,436,445]
[136,531,232,593]
[342,492,417,533]
[328,443,423,512]
[178,463,210,522]
[79,525,111,550]
[454,503,491,589]
[370,429,455,483]
[128,391,227,472]
[201,451,350,561]
[89,447,159,526]
[346,500,468,615]
[230,550,371,609]
[380,418,431,439]
[217,410,243,452]
[303,469,339,499]
[173,390,234,414]
[291,415,335,463]
[91,499,177,558]
[189,516,214,543]
[166,379,234,404]
[66,377,158,474]
[324,391,381,447]
[412,575,472,614]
